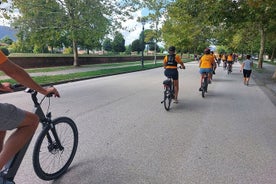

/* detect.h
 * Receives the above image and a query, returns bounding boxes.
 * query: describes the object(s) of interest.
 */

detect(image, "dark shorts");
[0,103,26,130]
[243,69,252,78]
[164,69,178,80]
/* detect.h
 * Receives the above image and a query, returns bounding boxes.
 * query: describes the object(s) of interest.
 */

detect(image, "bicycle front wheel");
[201,82,205,98]
[33,117,78,180]
[163,89,172,111]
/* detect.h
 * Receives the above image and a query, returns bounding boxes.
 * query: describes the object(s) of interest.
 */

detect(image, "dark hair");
[246,55,251,59]
[168,46,176,51]
[204,48,210,54]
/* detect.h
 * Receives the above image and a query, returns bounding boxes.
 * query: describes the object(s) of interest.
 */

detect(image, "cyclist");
[163,46,185,104]
[210,51,217,75]
[217,53,222,67]
[227,53,234,72]
[0,50,60,171]
[222,53,227,70]
[199,48,215,91]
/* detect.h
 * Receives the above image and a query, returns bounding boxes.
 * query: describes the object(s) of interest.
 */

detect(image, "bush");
[0,47,10,56]
[63,47,73,54]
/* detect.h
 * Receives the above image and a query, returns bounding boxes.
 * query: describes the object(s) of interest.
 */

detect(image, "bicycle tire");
[201,82,205,98]
[202,77,208,98]
[33,117,78,180]
[163,89,171,111]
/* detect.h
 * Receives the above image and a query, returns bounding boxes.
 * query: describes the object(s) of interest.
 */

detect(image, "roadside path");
[251,62,276,105]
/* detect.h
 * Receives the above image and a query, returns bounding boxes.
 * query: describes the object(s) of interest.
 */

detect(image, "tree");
[141,0,170,63]
[103,38,113,52]
[10,0,140,66]
[131,39,142,54]
[1,36,13,45]
[112,32,126,53]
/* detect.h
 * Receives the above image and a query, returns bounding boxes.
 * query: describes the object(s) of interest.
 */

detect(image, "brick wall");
[8,56,164,69]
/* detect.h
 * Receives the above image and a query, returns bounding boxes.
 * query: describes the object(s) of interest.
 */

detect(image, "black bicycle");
[161,76,174,111]
[0,87,78,183]
[200,72,209,98]
[227,62,232,74]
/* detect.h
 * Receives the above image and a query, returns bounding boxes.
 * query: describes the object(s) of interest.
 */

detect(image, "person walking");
[240,54,253,86]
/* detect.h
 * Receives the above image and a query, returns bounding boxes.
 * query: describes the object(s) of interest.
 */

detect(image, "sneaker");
[213,71,216,75]
[208,80,212,84]
[174,99,178,104]
[199,87,203,91]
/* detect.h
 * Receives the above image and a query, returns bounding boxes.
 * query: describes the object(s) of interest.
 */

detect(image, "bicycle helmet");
[204,48,211,54]
[168,46,176,52]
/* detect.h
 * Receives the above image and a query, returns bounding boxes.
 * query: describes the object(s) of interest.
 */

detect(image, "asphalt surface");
[1,60,275,104]
[0,61,275,184]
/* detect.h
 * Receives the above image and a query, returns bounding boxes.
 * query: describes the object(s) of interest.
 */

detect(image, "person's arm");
[240,62,245,72]
[163,56,167,69]
[0,59,60,97]
[176,55,185,69]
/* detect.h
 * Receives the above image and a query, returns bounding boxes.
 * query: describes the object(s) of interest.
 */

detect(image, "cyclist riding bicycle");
[210,51,217,75]
[163,46,185,104]
[227,53,234,72]
[0,50,60,173]
[199,48,215,91]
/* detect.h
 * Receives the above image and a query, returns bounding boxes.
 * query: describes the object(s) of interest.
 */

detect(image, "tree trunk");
[270,47,275,63]
[72,39,79,66]
[257,25,266,69]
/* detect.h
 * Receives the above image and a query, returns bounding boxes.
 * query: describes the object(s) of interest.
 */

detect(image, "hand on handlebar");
[45,86,60,98]
[0,82,14,92]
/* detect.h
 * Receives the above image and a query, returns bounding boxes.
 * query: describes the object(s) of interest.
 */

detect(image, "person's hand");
[45,86,60,97]
[0,82,13,92]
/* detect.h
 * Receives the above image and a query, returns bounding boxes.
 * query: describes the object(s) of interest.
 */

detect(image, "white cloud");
[120,9,146,46]
[120,8,165,47]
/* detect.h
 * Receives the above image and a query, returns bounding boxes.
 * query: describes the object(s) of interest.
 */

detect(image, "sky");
[120,8,150,45]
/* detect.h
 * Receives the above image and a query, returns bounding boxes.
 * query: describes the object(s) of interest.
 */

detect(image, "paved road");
[1,62,275,184]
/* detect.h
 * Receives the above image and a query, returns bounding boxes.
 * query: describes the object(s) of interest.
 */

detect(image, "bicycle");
[161,66,184,111]
[161,76,174,111]
[0,86,78,184]
[227,62,232,74]
[200,72,209,98]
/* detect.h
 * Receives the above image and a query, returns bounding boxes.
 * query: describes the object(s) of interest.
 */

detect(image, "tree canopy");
[6,0,141,66]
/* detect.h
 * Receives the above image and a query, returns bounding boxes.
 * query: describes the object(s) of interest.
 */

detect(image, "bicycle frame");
[201,72,209,98]
[1,90,53,183]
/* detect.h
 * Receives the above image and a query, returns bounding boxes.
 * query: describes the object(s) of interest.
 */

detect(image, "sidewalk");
[251,62,276,105]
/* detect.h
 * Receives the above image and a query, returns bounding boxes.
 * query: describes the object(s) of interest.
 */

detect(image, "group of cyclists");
[163,46,241,98]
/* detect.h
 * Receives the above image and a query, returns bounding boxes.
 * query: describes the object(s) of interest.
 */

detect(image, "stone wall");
[8,56,164,68]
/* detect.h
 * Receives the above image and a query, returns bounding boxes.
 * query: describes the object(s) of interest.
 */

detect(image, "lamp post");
[141,18,146,68]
